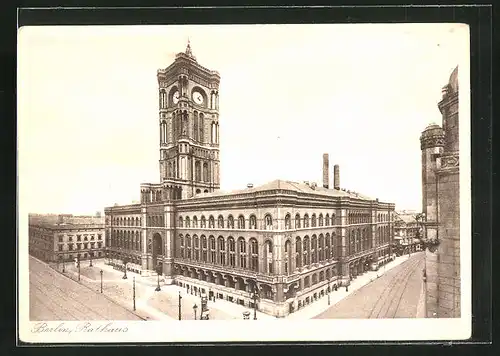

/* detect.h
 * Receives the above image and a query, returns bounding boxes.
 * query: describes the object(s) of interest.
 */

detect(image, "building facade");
[394,211,422,255]
[420,66,460,318]
[104,43,395,317]
[28,214,105,263]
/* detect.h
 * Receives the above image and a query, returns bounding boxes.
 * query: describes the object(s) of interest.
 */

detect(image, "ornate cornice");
[438,152,459,171]
[420,133,445,150]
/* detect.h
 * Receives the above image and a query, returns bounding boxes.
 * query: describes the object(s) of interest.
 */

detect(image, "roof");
[395,213,418,224]
[187,179,375,201]
[29,222,105,231]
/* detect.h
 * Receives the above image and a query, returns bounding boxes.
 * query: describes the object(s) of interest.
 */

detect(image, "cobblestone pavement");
[314,252,425,319]
[29,256,143,321]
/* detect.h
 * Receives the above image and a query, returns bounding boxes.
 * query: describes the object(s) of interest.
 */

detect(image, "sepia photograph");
[17,23,471,343]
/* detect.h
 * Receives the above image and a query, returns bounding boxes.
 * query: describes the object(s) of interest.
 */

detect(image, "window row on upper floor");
[178,212,339,230]
[112,217,142,226]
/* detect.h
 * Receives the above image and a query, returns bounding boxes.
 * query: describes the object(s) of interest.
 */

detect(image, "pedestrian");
[346,285,348,292]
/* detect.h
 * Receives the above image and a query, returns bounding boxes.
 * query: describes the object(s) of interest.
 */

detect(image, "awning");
[394,236,403,240]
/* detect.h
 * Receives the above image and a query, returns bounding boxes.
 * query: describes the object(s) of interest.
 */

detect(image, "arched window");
[193,111,199,141]
[318,234,324,261]
[284,240,292,275]
[194,236,200,260]
[185,217,191,228]
[250,238,259,272]
[227,215,234,229]
[208,215,215,228]
[217,237,226,265]
[209,236,216,263]
[325,233,330,260]
[311,214,317,227]
[264,214,273,230]
[249,215,257,229]
[179,235,184,258]
[199,113,204,143]
[285,214,291,230]
[192,216,198,228]
[295,214,301,229]
[264,240,273,274]
[238,237,247,268]
[200,216,207,228]
[331,214,335,226]
[201,236,207,262]
[318,214,324,227]
[237,215,245,229]
[303,214,310,228]
[203,162,209,182]
[195,161,201,181]
[186,235,192,259]
[228,237,235,267]
[217,215,224,228]
[325,214,330,226]
[311,235,317,263]
[159,89,167,109]
[303,236,310,266]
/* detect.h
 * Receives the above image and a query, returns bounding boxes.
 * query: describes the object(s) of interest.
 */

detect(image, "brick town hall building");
[104,43,395,317]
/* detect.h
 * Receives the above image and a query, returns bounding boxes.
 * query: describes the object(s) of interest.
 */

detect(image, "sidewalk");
[161,284,276,320]
[286,253,421,319]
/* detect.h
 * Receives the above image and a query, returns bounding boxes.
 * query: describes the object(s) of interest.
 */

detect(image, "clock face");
[172,91,180,104]
[193,91,204,105]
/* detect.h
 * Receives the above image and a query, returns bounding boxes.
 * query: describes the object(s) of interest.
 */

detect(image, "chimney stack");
[334,164,340,190]
[322,153,329,189]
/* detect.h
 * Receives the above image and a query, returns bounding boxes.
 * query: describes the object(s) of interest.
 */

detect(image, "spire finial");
[185,38,193,56]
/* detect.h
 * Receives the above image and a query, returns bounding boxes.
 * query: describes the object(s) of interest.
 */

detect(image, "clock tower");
[157,41,221,199]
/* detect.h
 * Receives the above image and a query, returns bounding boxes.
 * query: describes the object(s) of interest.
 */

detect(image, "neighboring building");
[28,213,105,263]
[104,43,396,317]
[420,66,460,318]
[393,210,422,255]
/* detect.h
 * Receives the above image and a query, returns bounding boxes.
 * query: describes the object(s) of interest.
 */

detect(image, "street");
[314,252,425,319]
[50,257,272,320]
[29,256,143,321]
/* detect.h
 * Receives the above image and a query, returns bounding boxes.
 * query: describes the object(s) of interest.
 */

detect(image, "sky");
[17,24,470,215]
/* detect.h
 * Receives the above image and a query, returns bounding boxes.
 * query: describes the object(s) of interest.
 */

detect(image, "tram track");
[29,256,143,321]
[367,253,424,319]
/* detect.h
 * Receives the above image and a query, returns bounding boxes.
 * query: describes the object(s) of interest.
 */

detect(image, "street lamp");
[327,277,331,305]
[133,276,136,311]
[178,291,182,320]
[122,257,129,280]
[90,251,93,267]
[155,264,161,292]
[252,280,259,320]
[100,270,103,293]
[62,254,66,273]
[193,303,198,320]
[77,256,81,282]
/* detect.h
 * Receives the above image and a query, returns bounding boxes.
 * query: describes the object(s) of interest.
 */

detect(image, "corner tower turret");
[420,123,444,242]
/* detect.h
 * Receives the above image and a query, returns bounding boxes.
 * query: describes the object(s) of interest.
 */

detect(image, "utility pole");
[77,256,81,282]
[100,270,103,293]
